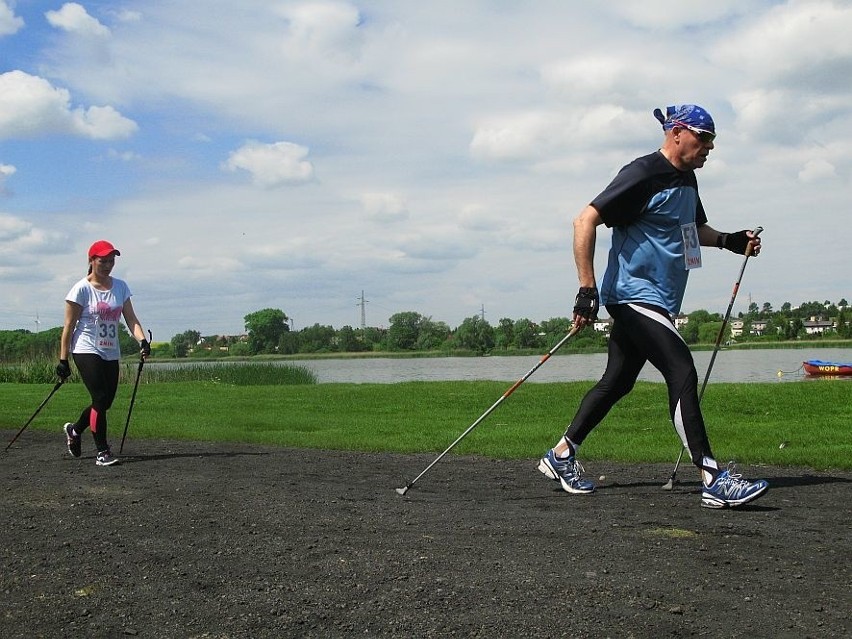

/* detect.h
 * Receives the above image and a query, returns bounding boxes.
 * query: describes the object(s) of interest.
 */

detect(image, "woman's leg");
[72,354,120,452]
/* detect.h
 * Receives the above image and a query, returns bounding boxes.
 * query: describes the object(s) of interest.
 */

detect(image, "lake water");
[290,348,852,385]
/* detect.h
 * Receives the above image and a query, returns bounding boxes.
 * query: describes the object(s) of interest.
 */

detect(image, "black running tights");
[564,303,713,466]
[72,353,120,453]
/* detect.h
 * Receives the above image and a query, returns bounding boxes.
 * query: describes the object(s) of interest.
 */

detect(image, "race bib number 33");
[98,321,118,349]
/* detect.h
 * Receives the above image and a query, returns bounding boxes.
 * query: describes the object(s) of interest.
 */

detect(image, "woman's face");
[90,254,116,276]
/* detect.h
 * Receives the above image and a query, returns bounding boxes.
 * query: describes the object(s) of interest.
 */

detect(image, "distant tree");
[416,319,451,350]
[512,318,541,349]
[244,308,289,354]
[170,330,199,358]
[278,330,300,355]
[299,323,336,352]
[495,318,514,350]
[539,317,573,341]
[679,319,699,344]
[836,309,849,338]
[788,317,804,339]
[689,309,720,324]
[797,301,827,319]
[337,325,361,352]
[455,316,495,354]
[387,311,425,351]
[678,309,719,344]
[360,326,386,351]
[699,321,723,344]
[118,323,139,356]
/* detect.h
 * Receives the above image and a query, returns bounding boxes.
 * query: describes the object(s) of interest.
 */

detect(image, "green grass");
[0,359,317,385]
[2,377,849,470]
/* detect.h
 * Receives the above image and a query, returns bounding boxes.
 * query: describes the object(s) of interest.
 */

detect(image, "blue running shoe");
[701,463,768,509]
[537,449,595,494]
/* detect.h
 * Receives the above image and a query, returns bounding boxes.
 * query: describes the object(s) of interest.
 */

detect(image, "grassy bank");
[2,378,849,471]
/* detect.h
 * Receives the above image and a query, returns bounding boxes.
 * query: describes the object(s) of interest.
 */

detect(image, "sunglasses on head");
[673,120,716,144]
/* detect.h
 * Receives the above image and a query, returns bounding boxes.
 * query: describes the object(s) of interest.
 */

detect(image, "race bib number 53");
[681,223,702,270]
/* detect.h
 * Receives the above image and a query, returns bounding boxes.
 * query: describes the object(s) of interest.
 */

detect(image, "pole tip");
[395,487,409,496]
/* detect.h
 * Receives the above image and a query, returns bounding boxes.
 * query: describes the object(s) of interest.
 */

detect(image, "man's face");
[673,125,715,170]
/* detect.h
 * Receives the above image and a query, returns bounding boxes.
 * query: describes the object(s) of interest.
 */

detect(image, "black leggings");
[72,353,120,453]
[564,303,713,466]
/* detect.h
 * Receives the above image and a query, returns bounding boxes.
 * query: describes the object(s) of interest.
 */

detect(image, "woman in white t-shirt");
[57,240,150,466]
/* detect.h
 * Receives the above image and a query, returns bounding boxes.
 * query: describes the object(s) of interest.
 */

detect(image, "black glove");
[56,359,71,380]
[140,339,151,358]
[573,287,599,320]
[719,230,752,255]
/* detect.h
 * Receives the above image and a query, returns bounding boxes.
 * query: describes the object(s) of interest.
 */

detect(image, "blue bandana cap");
[653,104,715,134]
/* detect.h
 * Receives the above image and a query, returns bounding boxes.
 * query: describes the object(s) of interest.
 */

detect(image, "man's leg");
[539,307,645,493]
[617,304,768,508]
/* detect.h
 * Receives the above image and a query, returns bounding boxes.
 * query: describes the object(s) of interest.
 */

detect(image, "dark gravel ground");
[1,429,850,638]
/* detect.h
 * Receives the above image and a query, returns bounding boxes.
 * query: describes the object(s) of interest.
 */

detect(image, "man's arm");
[573,204,603,288]
[572,205,604,326]
[697,223,721,247]
[698,224,762,255]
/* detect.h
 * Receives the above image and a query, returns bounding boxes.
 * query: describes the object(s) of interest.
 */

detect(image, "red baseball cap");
[88,240,121,259]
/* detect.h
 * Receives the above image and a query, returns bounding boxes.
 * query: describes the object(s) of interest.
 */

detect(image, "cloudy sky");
[1,0,850,341]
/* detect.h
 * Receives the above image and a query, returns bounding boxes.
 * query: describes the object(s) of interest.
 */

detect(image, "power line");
[356,290,369,329]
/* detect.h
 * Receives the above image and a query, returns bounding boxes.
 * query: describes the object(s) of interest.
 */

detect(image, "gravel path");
[2,430,850,638]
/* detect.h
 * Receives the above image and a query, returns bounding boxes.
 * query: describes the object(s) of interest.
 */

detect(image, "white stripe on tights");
[628,303,689,446]
[673,398,688,448]
[626,303,685,343]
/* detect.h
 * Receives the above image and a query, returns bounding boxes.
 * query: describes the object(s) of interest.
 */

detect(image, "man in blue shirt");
[539,104,768,509]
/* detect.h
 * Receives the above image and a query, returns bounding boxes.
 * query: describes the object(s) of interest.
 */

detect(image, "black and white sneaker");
[95,449,119,466]
[64,423,81,458]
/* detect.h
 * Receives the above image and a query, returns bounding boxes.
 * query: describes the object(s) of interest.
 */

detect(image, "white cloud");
[0,1,24,36]
[729,88,852,143]
[469,105,647,162]
[177,255,243,273]
[714,1,852,86]
[798,158,836,182]
[605,0,749,30]
[361,192,409,223]
[0,162,14,193]
[0,71,137,140]
[0,214,68,266]
[276,1,363,61]
[0,213,29,241]
[458,205,498,232]
[46,2,110,37]
[223,141,314,187]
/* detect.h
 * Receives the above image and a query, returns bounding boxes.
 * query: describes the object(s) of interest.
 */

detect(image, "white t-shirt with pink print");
[66,277,132,361]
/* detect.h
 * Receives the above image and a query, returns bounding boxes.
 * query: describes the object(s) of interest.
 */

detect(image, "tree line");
[1,298,847,363]
[165,298,849,358]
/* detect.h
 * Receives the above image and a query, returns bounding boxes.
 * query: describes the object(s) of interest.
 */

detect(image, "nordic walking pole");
[662,226,763,490]
[119,329,152,454]
[396,324,582,496]
[5,380,65,451]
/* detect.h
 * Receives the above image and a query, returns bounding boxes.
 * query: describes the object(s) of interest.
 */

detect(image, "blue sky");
[1,0,850,340]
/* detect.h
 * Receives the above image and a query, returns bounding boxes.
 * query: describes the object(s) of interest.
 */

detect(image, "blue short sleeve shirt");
[591,151,707,315]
